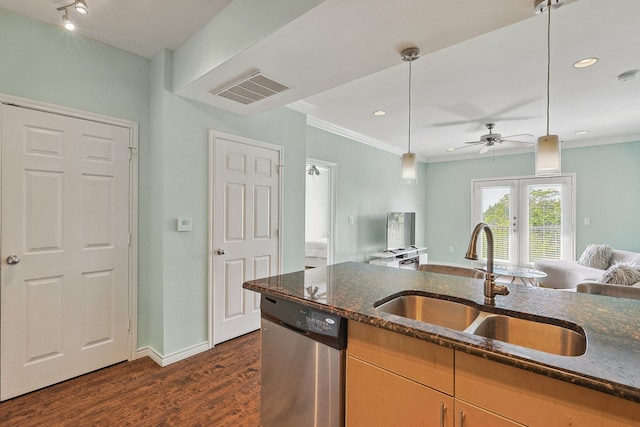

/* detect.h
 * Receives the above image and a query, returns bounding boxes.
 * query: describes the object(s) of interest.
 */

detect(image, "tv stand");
[369,246,428,270]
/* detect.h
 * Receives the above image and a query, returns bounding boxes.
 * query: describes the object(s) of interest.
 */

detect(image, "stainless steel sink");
[375,293,587,356]
[375,295,480,331]
[470,314,587,356]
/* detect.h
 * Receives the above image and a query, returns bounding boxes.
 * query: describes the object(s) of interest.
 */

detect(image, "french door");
[472,176,575,267]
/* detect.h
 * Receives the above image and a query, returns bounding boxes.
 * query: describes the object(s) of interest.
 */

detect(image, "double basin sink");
[374,293,587,357]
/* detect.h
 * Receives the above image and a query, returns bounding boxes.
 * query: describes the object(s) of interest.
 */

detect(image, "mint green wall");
[0,9,149,123]
[306,126,427,262]
[565,141,640,252]
[151,50,307,354]
[0,9,160,349]
[425,141,640,264]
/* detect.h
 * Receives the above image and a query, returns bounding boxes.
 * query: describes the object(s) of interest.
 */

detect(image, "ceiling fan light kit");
[400,47,420,184]
[535,0,562,177]
[447,122,533,154]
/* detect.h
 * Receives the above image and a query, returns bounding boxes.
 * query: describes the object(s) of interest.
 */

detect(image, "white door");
[1,105,131,400]
[210,132,281,345]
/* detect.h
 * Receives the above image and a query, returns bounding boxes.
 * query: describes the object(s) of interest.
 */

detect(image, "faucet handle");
[493,284,510,296]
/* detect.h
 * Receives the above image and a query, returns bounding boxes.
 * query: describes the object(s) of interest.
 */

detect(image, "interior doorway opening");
[305,159,336,269]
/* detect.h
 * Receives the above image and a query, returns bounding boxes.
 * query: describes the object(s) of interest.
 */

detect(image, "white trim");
[306,114,428,163]
[207,130,284,347]
[136,342,210,367]
[0,94,136,130]
[306,158,337,266]
[287,100,316,116]
[0,92,139,362]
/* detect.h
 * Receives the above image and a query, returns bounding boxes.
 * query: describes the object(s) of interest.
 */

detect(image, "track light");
[57,1,89,31]
[75,0,89,15]
[63,14,75,31]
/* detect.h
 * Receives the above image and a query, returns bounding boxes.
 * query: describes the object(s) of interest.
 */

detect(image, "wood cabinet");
[456,351,640,427]
[347,357,453,427]
[347,321,454,426]
[454,400,525,427]
[347,322,640,427]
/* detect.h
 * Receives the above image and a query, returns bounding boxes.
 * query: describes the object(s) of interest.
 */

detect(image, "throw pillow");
[577,244,613,270]
[599,263,640,286]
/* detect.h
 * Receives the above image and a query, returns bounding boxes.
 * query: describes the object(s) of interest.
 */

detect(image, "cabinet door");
[455,400,525,427]
[347,356,453,427]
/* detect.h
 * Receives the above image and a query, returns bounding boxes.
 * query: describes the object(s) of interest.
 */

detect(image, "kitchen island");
[243,262,640,426]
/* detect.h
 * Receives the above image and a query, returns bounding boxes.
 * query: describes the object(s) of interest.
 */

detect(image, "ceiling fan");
[447,123,533,154]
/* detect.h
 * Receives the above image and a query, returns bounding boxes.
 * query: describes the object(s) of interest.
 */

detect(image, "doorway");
[305,159,336,268]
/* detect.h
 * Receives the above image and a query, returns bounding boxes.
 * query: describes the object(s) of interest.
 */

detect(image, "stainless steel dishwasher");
[260,294,347,427]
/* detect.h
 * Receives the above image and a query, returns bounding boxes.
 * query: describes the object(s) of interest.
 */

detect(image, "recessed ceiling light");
[575,130,589,135]
[573,58,598,69]
[373,110,386,116]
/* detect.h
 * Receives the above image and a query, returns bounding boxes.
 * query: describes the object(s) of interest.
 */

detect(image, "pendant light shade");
[535,134,561,176]
[401,153,417,183]
[400,47,420,184]
[535,0,562,176]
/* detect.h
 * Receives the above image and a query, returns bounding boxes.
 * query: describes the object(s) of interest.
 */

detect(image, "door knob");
[6,255,20,265]
[217,248,226,255]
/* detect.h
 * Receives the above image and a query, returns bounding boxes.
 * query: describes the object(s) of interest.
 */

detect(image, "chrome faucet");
[465,222,509,305]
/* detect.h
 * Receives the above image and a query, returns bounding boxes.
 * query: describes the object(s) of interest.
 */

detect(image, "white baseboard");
[136,341,211,367]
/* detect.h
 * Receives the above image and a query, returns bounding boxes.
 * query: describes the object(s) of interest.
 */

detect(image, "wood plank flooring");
[0,331,260,426]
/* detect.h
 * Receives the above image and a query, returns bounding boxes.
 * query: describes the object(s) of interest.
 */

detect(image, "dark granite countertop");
[243,262,640,403]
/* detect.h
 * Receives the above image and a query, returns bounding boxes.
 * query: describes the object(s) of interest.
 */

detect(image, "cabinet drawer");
[348,321,454,395]
[347,356,453,427]
[456,351,640,427]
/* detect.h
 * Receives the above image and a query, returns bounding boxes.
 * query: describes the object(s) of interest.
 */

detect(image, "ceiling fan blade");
[447,143,484,151]
[502,133,534,139]
[501,139,535,145]
[462,140,484,145]
[479,145,490,154]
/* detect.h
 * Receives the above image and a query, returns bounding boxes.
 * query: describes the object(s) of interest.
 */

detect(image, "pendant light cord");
[408,60,412,153]
[546,0,551,135]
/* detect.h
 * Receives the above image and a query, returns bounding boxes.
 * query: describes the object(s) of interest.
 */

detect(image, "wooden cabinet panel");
[348,321,454,395]
[454,400,525,427]
[455,351,640,427]
[346,356,453,427]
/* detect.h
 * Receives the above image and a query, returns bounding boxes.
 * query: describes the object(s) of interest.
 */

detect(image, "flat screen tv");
[386,212,416,251]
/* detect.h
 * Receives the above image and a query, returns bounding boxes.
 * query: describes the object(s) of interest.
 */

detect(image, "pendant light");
[401,47,420,184]
[535,0,562,176]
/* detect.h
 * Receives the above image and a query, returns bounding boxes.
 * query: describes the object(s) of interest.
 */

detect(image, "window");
[472,176,575,267]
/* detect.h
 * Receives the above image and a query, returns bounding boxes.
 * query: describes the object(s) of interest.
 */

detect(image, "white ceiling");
[3,0,639,162]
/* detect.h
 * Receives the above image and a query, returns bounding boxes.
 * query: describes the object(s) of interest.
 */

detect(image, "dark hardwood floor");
[0,331,261,426]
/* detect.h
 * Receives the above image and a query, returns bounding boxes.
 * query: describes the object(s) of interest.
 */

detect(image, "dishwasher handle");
[275,319,311,337]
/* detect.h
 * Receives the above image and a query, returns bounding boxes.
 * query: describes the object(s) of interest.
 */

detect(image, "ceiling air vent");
[210,72,291,105]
